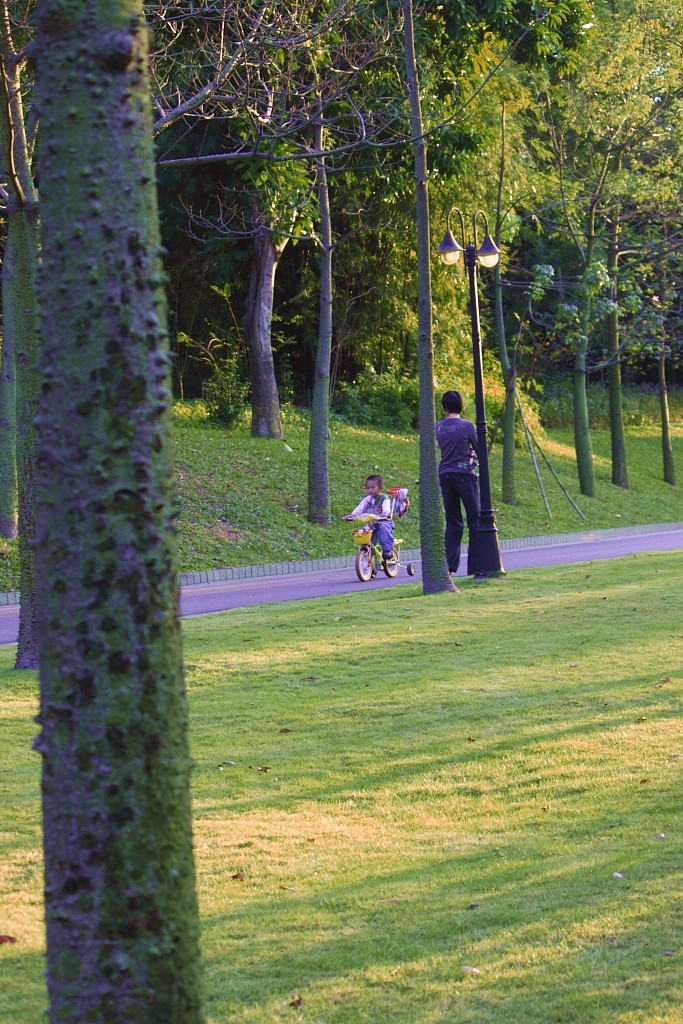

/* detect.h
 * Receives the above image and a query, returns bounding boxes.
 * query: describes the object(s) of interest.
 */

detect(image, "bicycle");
[349,486,416,583]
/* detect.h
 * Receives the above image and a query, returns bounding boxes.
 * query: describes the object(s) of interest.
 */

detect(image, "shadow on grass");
[191,663,679,820]
[200,832,681,1023]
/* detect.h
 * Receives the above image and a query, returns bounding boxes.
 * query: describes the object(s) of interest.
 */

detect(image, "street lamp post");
[436,208,505,576]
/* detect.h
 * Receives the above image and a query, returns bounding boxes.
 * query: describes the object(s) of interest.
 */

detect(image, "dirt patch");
[212,523,242,541]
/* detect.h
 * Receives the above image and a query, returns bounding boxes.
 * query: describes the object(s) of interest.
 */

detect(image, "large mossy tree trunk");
[607,215,628,488]
[32,3,204,1021]
[403,0,454,595]
[307,115,332,525]
[243,206,284,439]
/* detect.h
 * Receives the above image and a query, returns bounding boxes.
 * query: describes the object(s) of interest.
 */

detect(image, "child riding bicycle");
[343,474,394,560]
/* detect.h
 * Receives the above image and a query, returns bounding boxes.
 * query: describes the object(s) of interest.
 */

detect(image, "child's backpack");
[387,486,410,519]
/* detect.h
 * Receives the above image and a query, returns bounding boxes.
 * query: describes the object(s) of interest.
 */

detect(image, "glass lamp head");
[436,229,463,265]
[476,233,501,268]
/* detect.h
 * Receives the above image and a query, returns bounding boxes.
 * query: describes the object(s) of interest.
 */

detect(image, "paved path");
[0,524,680,647]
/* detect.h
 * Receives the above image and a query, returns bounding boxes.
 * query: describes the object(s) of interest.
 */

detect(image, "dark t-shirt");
[436,416,478,475]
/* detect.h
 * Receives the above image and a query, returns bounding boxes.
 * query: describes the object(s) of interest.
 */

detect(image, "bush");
[539,381,683,428]
[480,378,544,448]
[203,360,248,428]
[332,370,420,431]
[173,399,210,423]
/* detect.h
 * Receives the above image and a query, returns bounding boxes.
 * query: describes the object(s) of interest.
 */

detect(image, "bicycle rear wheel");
[355,546,374,582]
[383,547,400,578]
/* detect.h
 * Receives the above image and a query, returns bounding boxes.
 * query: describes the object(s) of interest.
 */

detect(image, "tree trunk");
[12,204,40,669]
[659,348,676,486]
[574,209,597,498]
[573,356,595,496]
[243,205,284,439]
[0,5,41,662]
[307,112,332,525]
[32,3,204,1021]
[0,220,18,539]
[494,102,516,505]
[403,0,455,595]
[607,215,628,488]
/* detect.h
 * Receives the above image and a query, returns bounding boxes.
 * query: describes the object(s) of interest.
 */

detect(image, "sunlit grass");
[1,552,681,1023]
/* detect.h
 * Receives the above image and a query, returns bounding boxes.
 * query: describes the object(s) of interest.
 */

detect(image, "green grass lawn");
[0,407,680,592]
[1,553,681,1023]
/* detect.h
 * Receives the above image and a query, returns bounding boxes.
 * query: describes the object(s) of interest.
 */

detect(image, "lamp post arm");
[447,206,466,249]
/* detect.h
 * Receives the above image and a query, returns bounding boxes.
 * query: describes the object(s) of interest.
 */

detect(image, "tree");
[149,0,373,442]
[0,216,19,540]
[521,0,683,495]
[0,0,40,666]
[307,103,334,523]
[402,0,454,595]
[32,2,203,1020]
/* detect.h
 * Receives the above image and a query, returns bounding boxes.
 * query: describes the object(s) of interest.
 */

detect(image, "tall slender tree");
[32,2,203,1020]
[0,0,40,665]
[307,103,334,524]
[0,215,19,540]
[402,0,455,595]
[524,0,683,495]
[606,207,628,488]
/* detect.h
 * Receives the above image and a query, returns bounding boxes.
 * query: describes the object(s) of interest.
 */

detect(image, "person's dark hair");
[441,390,463,414]
[365,474,384,488]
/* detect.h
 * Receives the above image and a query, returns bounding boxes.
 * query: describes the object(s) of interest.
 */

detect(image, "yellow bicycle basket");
[352,528,373,545]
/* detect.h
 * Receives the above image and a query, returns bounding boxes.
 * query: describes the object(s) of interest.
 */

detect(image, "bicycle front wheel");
[355,546,374,582]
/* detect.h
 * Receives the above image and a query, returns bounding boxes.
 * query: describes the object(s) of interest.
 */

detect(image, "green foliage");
[172,399,211,423]
[529,263,556,302]
[202,359,249,428]
[539,381,683,428]
[332,370,420,430]
[486,382,544,447]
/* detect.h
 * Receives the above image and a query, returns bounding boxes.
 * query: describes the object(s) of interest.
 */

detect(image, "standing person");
[436,390,480,577]
[343,474,395,562]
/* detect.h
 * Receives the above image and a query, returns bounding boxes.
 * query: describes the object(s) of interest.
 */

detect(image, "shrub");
[482,378,544,448]
[539,381,683,428]
[332,370,420,431]
[203,360,248,429]
[173,399,210,423]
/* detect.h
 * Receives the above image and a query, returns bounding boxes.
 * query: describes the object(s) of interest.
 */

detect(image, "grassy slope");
[1,554,681,1023]
[0,408,680,589]
[172,409,681,574]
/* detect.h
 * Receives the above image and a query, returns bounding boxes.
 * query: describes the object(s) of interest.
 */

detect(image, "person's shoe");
[472,571,486,579]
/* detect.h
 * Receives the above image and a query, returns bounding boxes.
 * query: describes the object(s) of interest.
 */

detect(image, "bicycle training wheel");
[355,546,374,582]
[383,547,400,578]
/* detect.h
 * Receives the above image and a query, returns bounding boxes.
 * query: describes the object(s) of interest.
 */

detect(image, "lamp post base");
[475,507,505,576]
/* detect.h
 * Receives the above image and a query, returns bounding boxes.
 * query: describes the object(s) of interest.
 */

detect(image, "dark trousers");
[439,472,479,575]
